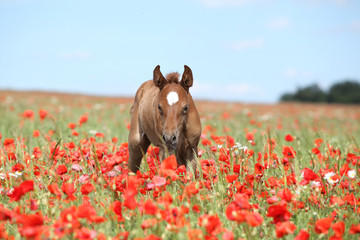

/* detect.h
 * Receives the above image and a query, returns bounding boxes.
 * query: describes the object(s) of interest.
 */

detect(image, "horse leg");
[128,103,151,172]
[128,133,151,172]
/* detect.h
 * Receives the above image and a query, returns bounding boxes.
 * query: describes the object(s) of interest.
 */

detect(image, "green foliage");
[327,80,360,104]
[280,80,360,104]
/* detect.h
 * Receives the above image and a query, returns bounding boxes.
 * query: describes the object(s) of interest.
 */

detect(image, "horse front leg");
[128,132,151,173]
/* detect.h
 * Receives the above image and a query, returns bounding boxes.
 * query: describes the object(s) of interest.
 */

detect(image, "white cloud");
[59,51,91,59]
[266,17,291,30]
[228,38,264,51]
[198,0,271,7]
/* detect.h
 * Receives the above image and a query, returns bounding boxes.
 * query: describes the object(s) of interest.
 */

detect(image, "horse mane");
[166,72,180,84]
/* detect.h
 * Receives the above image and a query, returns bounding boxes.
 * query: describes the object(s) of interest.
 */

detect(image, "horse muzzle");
[162,133,178,150]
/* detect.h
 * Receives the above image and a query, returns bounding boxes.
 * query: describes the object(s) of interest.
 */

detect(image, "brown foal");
[128,65,201,173]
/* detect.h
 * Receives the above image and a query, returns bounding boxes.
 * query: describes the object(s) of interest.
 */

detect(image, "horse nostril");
[171,135,177,144]
[162,135,166,142]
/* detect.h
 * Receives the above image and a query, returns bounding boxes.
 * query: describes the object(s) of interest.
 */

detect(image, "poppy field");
[0,91,359,240]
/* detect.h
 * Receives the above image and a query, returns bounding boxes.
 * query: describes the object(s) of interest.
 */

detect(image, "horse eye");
[183,105,189,114]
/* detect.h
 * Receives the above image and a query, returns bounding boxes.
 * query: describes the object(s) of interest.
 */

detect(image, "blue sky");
[1,0,359,103]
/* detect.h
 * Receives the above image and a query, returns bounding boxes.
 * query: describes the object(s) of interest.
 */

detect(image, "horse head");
[153,65,194,151]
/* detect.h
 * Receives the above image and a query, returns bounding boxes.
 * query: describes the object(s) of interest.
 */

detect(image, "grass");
[0,91,359,239]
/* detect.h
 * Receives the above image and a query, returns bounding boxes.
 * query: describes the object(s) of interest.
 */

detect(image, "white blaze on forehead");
[167,91,179,106]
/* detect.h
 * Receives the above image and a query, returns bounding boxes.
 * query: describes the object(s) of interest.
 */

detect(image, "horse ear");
[180,65,193,93]
[153,65,167,90]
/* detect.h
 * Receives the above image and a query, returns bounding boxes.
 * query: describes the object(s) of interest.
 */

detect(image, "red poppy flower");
[300,168,320,185]
[245,211,263,227]
[278,188,293,202]
[0,204,14,221]
[3,138,14,146]
[226,135,235,148]
[198,214,222,236]
[33,130,40,137]
[349,224,360,234]
[56,164,68,175]
[183,182,201,198]
[276,221,296,238]
[68,122,76,129]
[48,183,62,196]
[160,155,177,178]
[78,202,97,220]
[78,114,88,125]
[315,218,332,234]
[124,177,138,209]
[246,132,254,141]
[38,109,47,120]
[202,139,212,146]
[141,218,158,229]
[312,147,321,154]
[192,204,201,213]
[282,146,296,159]
[226,202,246,222]
[80,183,94,195]
[111,201,123,222]
[12,163,25,172]
[315,138,323,147]
[23,109,34,119]
[293,229,309,240]
[266,196,280,205]
[266,204,291,224]
[143,234,161,240]
[143,199,158,215]
[331,221,345,237]
[95,132,104,138]
[75,227,97,240]
[254,163,265,175]
[226,174,238,183]
[8,180,34,201]
[16,213,44,238]
[61,182,76,196]
[285,134,294,142]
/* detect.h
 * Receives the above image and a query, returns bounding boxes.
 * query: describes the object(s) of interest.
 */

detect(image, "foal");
[128,65,201,173]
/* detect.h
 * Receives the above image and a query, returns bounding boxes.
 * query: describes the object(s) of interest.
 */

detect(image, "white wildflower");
[9,171,22,178]
[328,178,339,185]
[310,181,321,187]
[324,172,335,180]
[347,169,356,179]
[0,173,6,180]
[89,130,97,135]
[323,171,339,185]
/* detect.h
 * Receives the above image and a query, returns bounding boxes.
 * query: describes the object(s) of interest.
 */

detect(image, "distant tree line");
[280,80,360,104]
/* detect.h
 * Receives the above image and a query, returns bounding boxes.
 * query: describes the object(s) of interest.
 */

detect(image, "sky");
[0,0,359,103]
